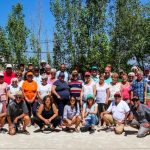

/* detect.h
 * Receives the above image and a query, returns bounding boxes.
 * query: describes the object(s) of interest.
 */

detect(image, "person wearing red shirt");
[3,64,16,85]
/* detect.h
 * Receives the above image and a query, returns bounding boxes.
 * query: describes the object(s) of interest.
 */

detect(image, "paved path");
[0,125,150,150]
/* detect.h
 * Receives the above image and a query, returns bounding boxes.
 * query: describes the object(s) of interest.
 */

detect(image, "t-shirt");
[91,75,99,83]
[22,80,38,101]
[68,79,82,98]
[53,80,70,100]
[104,77,112,84]
[0,103,6,114]
[3,71,16,85]
[130,79,147,103]
[0,82,8,101]
[33,75,42,85]
[96,83,109,103]
[107,100,130,122]
[7,85,22,97]
[83,103,98,120]
[63,104,80,120]
[38,84,52,99]
[82,81,95,101]
[109,82,121,101]
[56,71,69,82]
[7,101,28,120]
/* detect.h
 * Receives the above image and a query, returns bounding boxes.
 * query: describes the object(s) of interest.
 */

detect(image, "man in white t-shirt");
[101,92,130,134]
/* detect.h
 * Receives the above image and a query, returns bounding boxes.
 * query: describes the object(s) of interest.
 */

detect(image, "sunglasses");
[15,96,22,99]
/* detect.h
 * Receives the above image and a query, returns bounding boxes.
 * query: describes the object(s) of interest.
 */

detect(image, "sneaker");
[89,128,95,134]
[80,127,89,132]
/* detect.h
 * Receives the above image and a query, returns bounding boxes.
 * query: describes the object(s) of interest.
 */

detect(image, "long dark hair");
[43,95,53,107]
[68,96,78,112]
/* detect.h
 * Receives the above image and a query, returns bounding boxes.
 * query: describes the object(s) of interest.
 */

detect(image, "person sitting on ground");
[130,96,150,138]
[63,96,81,132]
[0,101,6,133]
[7,91,30,135]
[101,92,130,134]
[33,95,61,132]
[81,94,98,134]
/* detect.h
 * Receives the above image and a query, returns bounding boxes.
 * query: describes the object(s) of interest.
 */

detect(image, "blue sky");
[0,0,149,61]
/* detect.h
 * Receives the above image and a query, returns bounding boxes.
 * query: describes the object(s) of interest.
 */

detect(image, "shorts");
[98,103,107,113]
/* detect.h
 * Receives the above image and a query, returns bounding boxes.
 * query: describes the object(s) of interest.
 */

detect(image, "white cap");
[6,64,12,68]
[0,72,4,76]
[41,60,46,63]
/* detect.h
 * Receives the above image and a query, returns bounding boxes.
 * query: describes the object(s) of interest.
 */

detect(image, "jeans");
[131,119,150,137]
[85,114,98,127]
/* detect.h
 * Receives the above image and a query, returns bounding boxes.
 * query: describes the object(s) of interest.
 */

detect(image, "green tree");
[6,3,29,65]
[0,27,11,66]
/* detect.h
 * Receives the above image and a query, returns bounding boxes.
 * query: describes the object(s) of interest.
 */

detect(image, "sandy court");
[0,125,150,150]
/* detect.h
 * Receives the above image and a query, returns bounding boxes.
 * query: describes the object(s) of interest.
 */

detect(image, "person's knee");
[76,116,81,122]
[115,125,124,134]
[23,115,31,124]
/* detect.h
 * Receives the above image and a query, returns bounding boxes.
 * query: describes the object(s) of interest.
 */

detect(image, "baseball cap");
[86,94,94,100]
[41,60,46,63]
[91,66,98,70]
[34,66,39,71]
[114,92,121,97]
[14,91,23,97]
[132,96,139,102]
[28,62,33,66]
[6,64,12,68]
[85,72,91,76]
[27,72,33,76]
[41,75,48,79]
[0,72,4,76]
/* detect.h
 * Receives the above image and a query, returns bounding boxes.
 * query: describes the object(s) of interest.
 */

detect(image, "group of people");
[0,60,150,138]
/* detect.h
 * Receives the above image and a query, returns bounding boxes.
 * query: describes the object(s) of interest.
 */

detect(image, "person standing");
[80,72,96,103]
[52,72,70,117]
[120,73,131,104]
[56,64,69,82]
[95,74,110,125]
[91,66,99,83]
[22,72,38,117]
[0,72,8,105]
[131,71,147,104]
[104,66,112,84]
[3,64,16,85]
[68,70,83,105]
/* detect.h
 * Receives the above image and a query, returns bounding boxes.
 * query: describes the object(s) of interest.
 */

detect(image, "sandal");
[22,130,30,135]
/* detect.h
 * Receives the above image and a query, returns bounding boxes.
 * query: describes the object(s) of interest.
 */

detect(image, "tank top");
[42,105,54,119]
[121,84,130,100]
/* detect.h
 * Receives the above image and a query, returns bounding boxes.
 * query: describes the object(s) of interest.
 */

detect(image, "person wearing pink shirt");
[121,73,131,104]
[0,72,8,104]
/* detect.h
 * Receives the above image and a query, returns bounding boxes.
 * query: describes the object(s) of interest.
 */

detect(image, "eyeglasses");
[15,96,22,99]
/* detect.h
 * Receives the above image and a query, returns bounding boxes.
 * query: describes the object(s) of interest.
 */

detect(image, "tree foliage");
[50,0,150,71]
[6,3,29,65]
